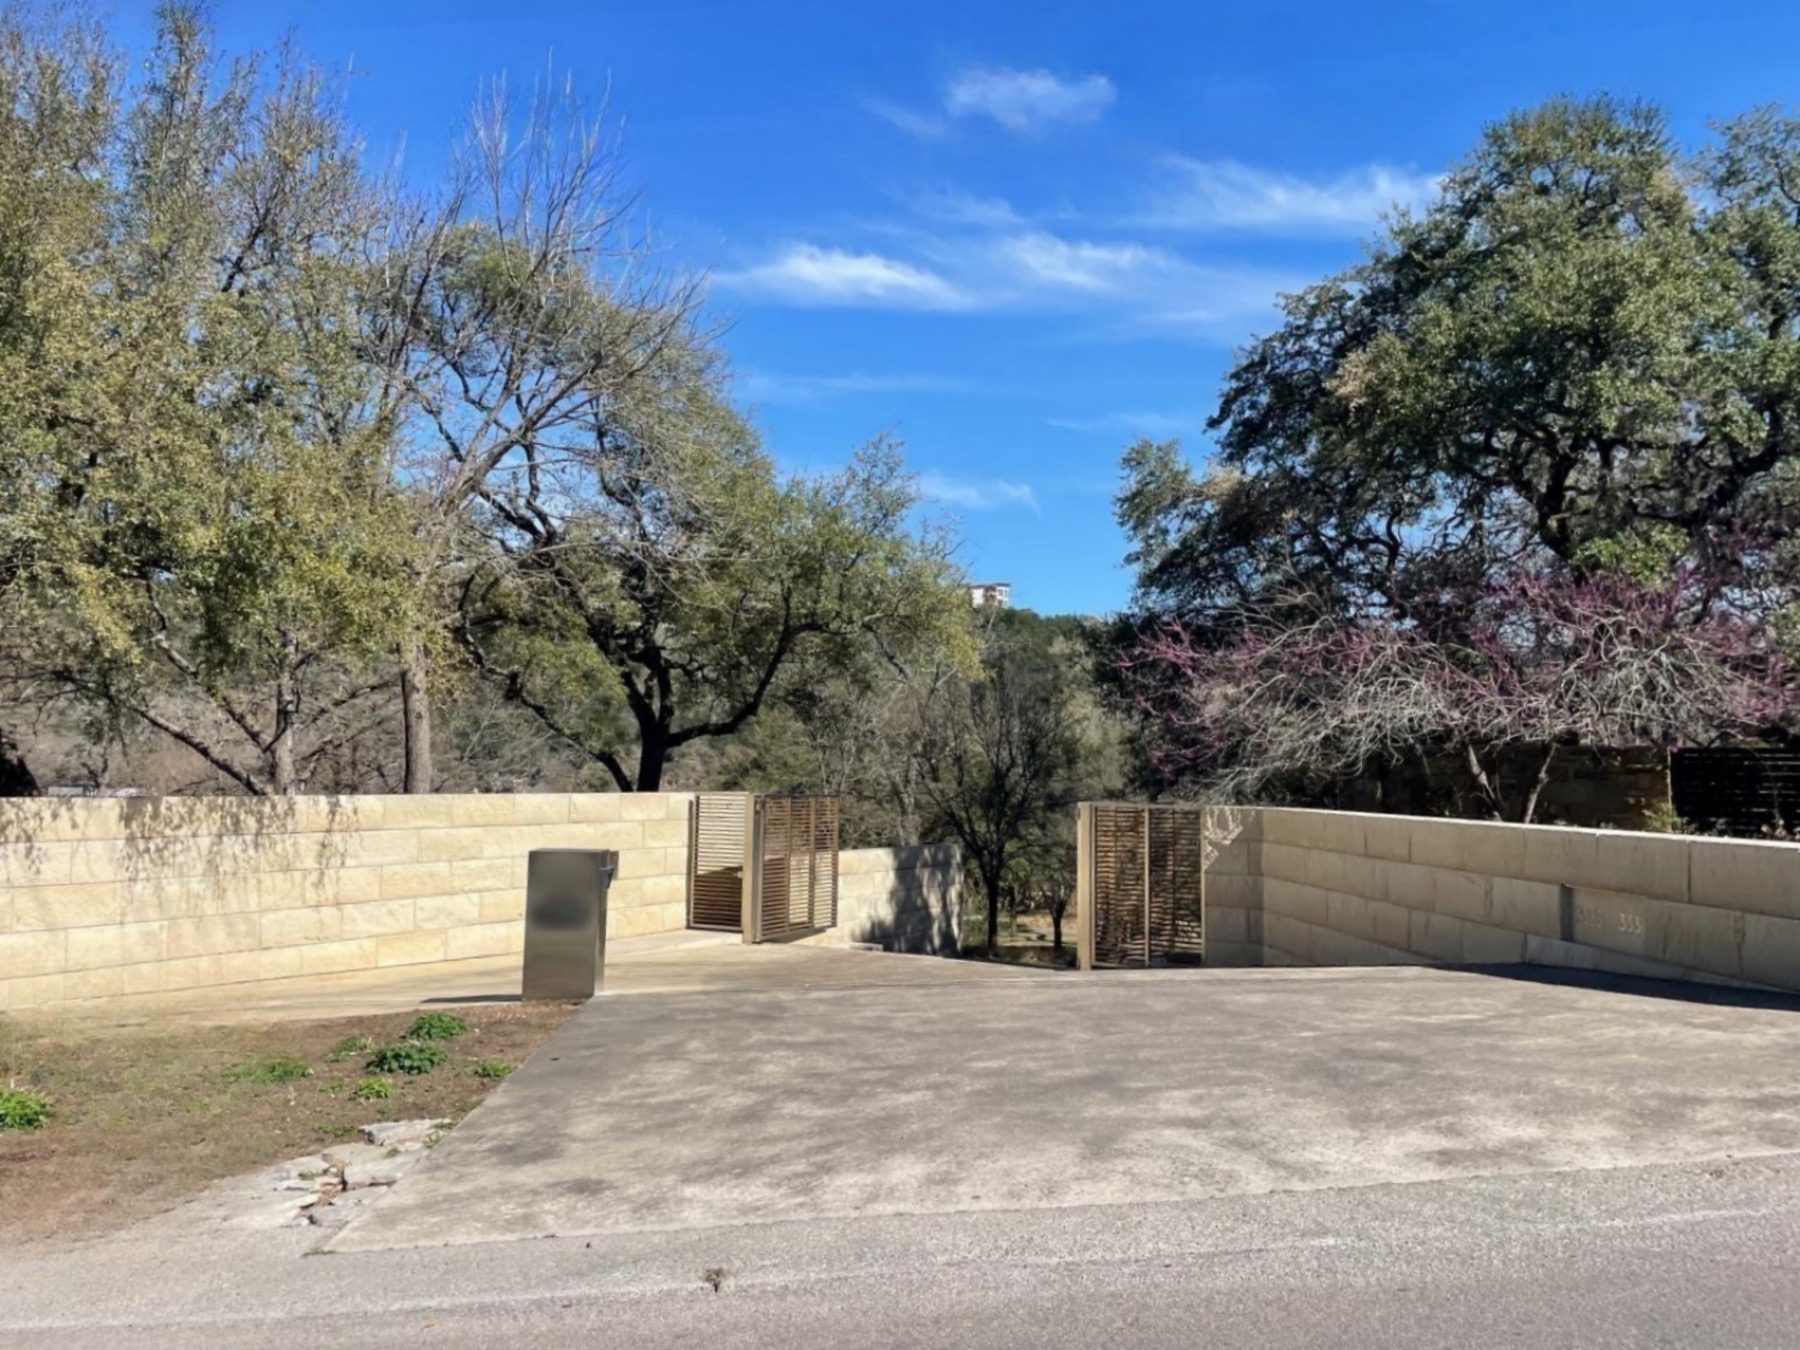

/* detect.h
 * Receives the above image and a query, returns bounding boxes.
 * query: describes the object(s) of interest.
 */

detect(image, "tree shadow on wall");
[842,856,964,958]
[0,792,376,909]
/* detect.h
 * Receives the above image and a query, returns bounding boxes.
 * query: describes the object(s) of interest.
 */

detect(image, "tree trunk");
[1661,746,1676,828]
[270,631,300,795]
[983,869,1001,958]
[1463,743,1503,820]
[400,643,432,794]
[0,732,38,797]
[1518,742,1559,825]
[634,731,667,791]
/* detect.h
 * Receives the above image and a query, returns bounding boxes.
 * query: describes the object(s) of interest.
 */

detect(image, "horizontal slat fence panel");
[1148,806,1206,961]
[1081,802,1207,970]
[688,793,749,931]
[752,795,839,941]
[1673,747,1800,837]
[1092,804,1147,967]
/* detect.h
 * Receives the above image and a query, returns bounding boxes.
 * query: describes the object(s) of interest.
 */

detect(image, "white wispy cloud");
[1140,157,1441,234]
[1046,410,1207,438]
[943,67,1116,133]
[717,244,971,310]
[996,232,1162,292]
[863,96,952,139]
[738,370,977,405]
[917,472,1040,512]
[721,229,1297,338]
[992,233,1302,335]
[907,185,1023,228]
[871,65,1115,139]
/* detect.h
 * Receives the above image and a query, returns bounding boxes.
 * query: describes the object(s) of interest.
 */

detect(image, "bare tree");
[1125,570,1794,823]
[361,69,703,791]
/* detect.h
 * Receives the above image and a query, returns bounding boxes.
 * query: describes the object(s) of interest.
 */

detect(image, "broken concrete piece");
[358,1119,450,1149]
[342,1151,423,1190]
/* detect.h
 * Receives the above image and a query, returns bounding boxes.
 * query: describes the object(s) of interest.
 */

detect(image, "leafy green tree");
[0,10,427,794]
[914,610,1101,957]
[1124,97,1800,632]
[687,580,975,845]
[1117,95,1800,809]
[361,72,706,792]
[455,379,969,790]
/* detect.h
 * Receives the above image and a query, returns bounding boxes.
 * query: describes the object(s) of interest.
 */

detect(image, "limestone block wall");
[1197,807,1263,968]
[820,844,963,955]
[0,793,693,1011]
[1249,807,1800,992]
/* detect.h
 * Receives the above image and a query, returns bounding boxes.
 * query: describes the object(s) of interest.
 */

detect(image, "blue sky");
[126,1,1800,615]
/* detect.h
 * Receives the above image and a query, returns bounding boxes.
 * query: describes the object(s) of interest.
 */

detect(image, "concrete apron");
[327,954,1800,1253]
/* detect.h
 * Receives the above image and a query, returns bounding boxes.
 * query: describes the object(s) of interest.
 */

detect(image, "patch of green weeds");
[326,1035,376,1063]
[364,1042,447,1076]
[228,1055,312,1085]
[0,1087,52,1131]
[403,1013,467,1042]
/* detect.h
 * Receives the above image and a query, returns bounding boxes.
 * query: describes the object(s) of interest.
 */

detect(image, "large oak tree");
[1123,97,1800,631]
[1118,97,1800,806]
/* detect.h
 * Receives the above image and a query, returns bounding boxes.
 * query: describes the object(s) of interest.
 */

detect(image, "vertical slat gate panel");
[811,796,839,930]
[749,794,840,941]
[1081,801,1208,969]
[688,793,749,932]
[1091,804,1146,967]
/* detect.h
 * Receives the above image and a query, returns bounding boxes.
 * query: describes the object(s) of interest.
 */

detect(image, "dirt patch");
[0,1001,578,1242]
[961,909,1077,968]
[979,943,1077,969]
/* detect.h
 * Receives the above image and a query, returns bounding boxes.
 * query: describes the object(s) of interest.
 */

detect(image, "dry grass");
[0,1001,578,1242]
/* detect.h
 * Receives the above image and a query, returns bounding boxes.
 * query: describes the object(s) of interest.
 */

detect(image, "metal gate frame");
[1075,801,1208,971]
[688,792,839,942]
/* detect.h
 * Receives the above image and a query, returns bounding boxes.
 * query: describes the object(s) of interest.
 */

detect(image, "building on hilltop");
[968,581,1012,609]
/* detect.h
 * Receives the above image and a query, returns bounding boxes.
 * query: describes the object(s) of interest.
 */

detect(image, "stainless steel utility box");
[521,849,617,1000]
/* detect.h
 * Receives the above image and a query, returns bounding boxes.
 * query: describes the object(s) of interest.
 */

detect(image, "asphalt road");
[5,954,1800,1348]
[5,1153,1800,1348]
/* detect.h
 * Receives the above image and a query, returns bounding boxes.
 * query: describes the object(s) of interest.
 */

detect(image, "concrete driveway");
[331,952,1800,1252]
[8,947,1800,1348]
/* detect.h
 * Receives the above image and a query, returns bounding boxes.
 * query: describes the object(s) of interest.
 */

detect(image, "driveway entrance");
[330,953,1800,1251]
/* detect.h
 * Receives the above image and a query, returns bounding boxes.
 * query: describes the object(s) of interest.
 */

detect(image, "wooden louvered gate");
[689,792,753,932]
[687,792,839,941]
[750,794,839,941]
[1076,802,1207,970]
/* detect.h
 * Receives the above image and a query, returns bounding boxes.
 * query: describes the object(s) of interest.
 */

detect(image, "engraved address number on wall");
[1574,903,1645,937]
